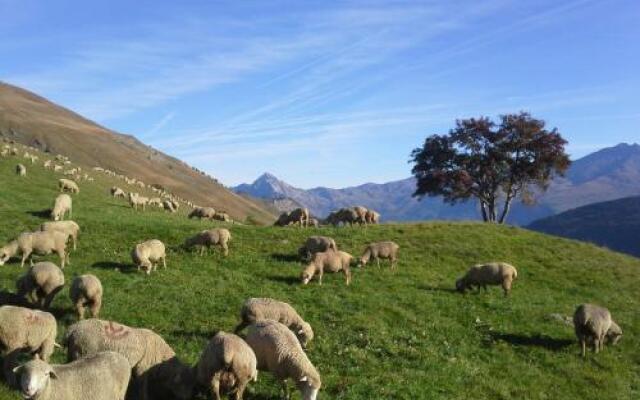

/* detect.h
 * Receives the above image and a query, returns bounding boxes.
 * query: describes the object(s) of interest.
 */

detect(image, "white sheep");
[16,262,65,309]
[131,239,167,274]
[184,229,231,257]
[0,231,69,269]
[58,178,80,194]
[51,194,72,221]
[245,320,321,400]
[16,163,27,176]
[196,331,258,400]
[359,241,399,269]
[235,298,314,348]
[455,262,518,296]
[573,304,623,357]
[13,351,131,400]
[40,220,80,251]
[110,186,126,198]
[69,274,103,320]
[297,236,337,261]
[129,193,149,211]
[364,209,380,224]
[64,319,195,400]
[188,206,216,219]
[301,250,353,286]
[162,199,177,212]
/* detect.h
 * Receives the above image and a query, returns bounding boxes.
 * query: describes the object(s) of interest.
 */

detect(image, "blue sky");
[1,0,638,188]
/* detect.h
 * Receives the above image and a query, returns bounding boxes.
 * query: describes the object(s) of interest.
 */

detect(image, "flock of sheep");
[0,141,627,400]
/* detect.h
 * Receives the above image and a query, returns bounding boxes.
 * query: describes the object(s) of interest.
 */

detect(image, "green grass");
[0,153,639,399]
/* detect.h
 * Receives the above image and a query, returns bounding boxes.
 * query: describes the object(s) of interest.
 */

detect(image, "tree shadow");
[270,253,300,263]
[417,284,457,293]
[266,274,300,286]
[487,331,573,351]
[91,261,136,274]
[26,209,51,219]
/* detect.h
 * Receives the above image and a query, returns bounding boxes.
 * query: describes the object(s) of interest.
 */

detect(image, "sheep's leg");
[21,251,29,268]
[318,269,323,285]
[72,235,77,251]
[234,381,248,400]
[376,257,380,269]
[280,381,291,400]
[210,372,222,400]
[89,298,101,318]
[222,243,229,257]
[162,257,167,269]
[580,338,586,357]
[76,301,86,320]
[345,267,352,285]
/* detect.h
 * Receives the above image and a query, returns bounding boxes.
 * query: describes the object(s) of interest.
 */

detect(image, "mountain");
[234,143,640,224]
[0,82,274,224]
[528,196,640,257]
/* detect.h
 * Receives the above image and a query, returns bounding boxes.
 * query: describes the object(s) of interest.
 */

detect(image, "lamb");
[301,250,353,285]
[0,306,57,385]
[64,319,195,400]
[234,298,314,348]
[129,193,149,211]
[131,239,167,274]
[40,220,80,251]
[196,331,258,400]
[16,163,27,176]
[0,231,69,269]
[69,274,103,320]
[455,262,518,296]
[58,178,79,194]
[364,209,380,224]
[51,194,72,221]
[573,304,623,357]
[245,320,321,400]
[110,186,126,198]
[16,262,65,309]
[184,229,231,256]
[359,241,399,269]
[13,351,131,400]
[297,236,338,261]
[189,206,216,219]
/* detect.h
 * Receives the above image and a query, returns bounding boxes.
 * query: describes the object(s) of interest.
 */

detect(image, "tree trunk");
[480,201,489,222]
[498,196,514,224]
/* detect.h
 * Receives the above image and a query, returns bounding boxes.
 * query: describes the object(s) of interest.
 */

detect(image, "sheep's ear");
[300,376,308,382]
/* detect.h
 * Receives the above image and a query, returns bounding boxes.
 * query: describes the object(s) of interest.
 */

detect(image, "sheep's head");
[606,321,623,345]
[0,245,14,265]
[296,374,321,400]
[13,358,56,399]
[455,279,467,293]
[219,371,237,394]
[300,265,315,285]
[169,364,197,400]
[297,322,314,348]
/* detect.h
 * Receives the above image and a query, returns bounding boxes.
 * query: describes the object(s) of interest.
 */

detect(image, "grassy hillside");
[0,153,639,400]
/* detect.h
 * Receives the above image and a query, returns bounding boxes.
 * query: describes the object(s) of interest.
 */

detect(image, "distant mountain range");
[528,196,640,257]
[233,143,640,225]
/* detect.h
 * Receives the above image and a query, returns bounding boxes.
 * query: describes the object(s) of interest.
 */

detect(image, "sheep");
[275,208,310,227]
[325,208,358,226]
[13,351,131,400]
[58,178,79,194]
[364,209,380,224]
[162,199,177,212]
[16,262,65,309]
[212,211,231,222]
[51,193,72,221]
[245,320,321,400]
[309,218,319,228]
[189,206,216,219]
[359,241,399,269]
[184,229,231,257]
[0,231,69,269]
[196,332,258,400]
[16,163,26,176]
[131,239,167,274]
[297,236,337,262]
[110,186,126,198]
[455,262,518,296]
[39,220,80,251]
[129,193,149,211]
[235,298,314,348]
[301,250,353,286]
[352,206,368,225]
[148,197,163,207]
[0,306,57,385]
[43,160,53,169]
[69,275,103,320]
[573,304,623,357]
[64,319,196,400]
[53,165,63,172]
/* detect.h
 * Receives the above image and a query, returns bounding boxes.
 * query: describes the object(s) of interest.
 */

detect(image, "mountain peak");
[256,172,281,182]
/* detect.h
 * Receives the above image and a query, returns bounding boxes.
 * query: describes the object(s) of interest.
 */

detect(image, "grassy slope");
[0,153,638,400]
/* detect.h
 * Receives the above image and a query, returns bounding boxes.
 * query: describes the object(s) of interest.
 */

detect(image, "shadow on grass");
[49,306,75,320]
[417,284,457,293]
[487,332,573,351]
[27,209,51,219]
[171,328,215,341]
[91,261,136,274]
[0,291,33,307]
[266,274,300,286]
[270,253,299,263]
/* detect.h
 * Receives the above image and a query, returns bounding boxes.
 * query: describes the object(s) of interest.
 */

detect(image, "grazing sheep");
[0,231,69,269]
[213,211,231,222]
[162,199,177,213]
[359,241,399,269]
[235,298,314,348]
[455,262,518,296]
[64,319,195,400]
[51,194,72,221]
[0,306,57,385]
[131,239,167,274]
[129,193,149,211]
[148,197,163,207]
[297,236,337,262]
[184,229,231,257]
[43,160,53,169]
[325,208,358,226]
[309,218,319,228]
[196,332,258,400]
[189,206,216,219]
[16,163,26,176]
[16,262,65,309]
[69,275,103,320]
[301,250,353,286]
[573,304,623,357]
[364,209,380,224]
[13,351,131,400]
[246,320,321,400]
[39,220,80,251]
[53,165,63,172]
[58,178,79,194]
[352,206,368,225]
[110,186,126,198]
[275,208,310,227]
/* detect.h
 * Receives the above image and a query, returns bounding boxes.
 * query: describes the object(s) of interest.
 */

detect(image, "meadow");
[0,155,638,399]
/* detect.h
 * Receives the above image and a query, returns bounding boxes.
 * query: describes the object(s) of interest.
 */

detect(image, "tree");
[409,112,571,223]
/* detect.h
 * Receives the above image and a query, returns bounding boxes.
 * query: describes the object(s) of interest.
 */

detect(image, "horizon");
[1,0,639,188]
